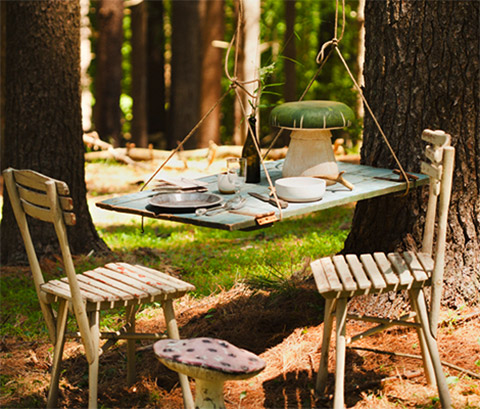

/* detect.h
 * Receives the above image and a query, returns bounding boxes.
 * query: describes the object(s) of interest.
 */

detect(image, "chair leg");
[162,299,194,409]
[126,304,137,386]
[409,290,435,385]
[88,310,100,409]
[333,298,348,409]
[46,300,69,409]
[316,298,335,394]
[410,289,452,409]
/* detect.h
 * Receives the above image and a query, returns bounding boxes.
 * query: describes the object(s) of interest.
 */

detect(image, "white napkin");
[153,176,209,191]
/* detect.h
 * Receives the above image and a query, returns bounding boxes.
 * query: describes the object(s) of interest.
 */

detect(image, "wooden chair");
[3,168,195,409]
[310,129,455,409]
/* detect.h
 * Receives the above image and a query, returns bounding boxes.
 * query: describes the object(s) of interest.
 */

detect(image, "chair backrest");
[419,130,455,333]
[2,168,87,344]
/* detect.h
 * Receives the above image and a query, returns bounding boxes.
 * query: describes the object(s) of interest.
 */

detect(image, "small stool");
[154,337,266,409]
[270,100,355,178]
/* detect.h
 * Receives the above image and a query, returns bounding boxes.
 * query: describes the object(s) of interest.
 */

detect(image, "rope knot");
[316,38,339,65]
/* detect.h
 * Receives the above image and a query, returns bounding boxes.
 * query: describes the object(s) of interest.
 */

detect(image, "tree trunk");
[147,0,166,147]
[131,1,148,148]
[94,0,123,147]
[344,0,480,307]
[283,0,296,102]
[169,0,201,149]
[80,0,93,132]
[280,0,297,148]
[1,0,109,265]
[232,0,245,146]
[197,0,224,149]
[240,0,260,141]
[0,1,6,165]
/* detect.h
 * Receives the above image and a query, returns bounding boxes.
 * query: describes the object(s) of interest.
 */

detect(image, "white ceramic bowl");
[275,177,326,202]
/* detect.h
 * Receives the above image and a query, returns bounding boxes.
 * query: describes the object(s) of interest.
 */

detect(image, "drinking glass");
[226,157,247,203]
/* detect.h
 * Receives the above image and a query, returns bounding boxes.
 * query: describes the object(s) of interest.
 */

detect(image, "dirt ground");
[1,160,479,408]
[1,280,479,409]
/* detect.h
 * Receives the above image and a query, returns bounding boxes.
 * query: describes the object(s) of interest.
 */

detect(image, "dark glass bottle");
[242,116,261,183]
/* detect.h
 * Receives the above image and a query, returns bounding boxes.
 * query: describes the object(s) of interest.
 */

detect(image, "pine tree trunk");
[94,0,123,147]
[131,1,148,148]
[170,0,201,149]
[240,0,260,142]
[1,0,109,265]
[283,0,297,104]
[197,0,224,148]
[147,1,166,146]
[344,0,480,307]
[0,1,6,163]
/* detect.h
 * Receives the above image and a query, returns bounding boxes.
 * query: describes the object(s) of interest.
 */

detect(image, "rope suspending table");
[96,160,428,232]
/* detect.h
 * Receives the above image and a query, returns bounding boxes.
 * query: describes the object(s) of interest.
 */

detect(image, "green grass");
[0,204,353,340]
[97,205,353,295]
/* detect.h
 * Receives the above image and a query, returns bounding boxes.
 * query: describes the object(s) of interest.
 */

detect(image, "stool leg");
[163,299,194,409]
[410,289,452,409]
[334,298,348,409]
[409,290,435,385]
[316,298,335,394]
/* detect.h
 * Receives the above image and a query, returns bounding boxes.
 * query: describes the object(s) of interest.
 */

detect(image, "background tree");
[169,0,202,149]
[197,0,225,148]
[343,0,480,306]
[1,0,109,265]
[147,0,166,147]
[131,0,148,148]
[94,0,123,147]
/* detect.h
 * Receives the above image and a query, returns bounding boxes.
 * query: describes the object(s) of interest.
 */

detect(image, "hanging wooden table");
[96,160,427,232]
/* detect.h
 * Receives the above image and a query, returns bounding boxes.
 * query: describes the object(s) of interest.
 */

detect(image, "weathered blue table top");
[96,160,428,231]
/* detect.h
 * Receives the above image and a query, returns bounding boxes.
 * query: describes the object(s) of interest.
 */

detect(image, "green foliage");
[97,205,352,296]
[87,0,362,146]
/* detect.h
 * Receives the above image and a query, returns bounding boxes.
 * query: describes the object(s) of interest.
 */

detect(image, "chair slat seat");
[83,269,153,299]
[358,254,387,290]
[40,265,194,305]
[388,252,414,287]
[312,251,433,299]
[70,275,130,301]
[106,263,195,295]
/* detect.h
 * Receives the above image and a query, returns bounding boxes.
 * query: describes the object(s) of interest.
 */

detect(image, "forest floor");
[1,158,479,408]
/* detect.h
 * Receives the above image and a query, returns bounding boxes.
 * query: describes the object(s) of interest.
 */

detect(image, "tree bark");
[280,0,297,148]
[94,0,123,147]
[283,0,296,103]
[80,0,93,132]
[344,1,480,307]
[232,0,245,146]
[240,0,261,142]
[197,0,224,148]
[0,1,6,165]
[1,0,109,265]
[147,0,166,147]
[169,0,201,149]
[131,1,148,148]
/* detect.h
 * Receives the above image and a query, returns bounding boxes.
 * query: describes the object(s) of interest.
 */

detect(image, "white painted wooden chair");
[310,130,454,409]
[3,168,195,409]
